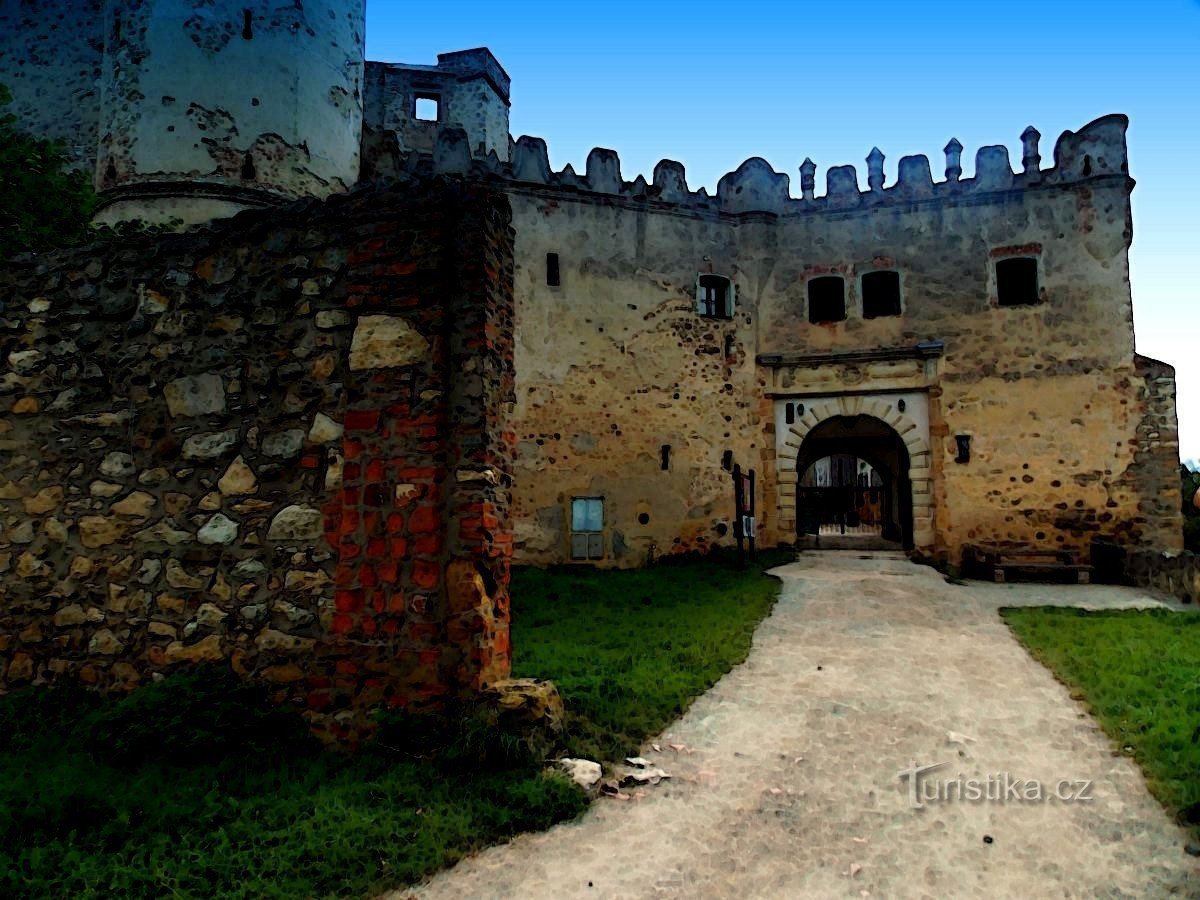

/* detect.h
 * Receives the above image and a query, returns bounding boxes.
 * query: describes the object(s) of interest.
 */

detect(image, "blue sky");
[367,0,1200,461]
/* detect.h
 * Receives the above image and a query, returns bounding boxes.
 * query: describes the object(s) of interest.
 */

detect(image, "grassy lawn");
[0,551,787,898]
[1002,606,1200,831]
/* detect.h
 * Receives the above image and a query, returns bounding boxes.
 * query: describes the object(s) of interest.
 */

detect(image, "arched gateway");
[774,396,934,554]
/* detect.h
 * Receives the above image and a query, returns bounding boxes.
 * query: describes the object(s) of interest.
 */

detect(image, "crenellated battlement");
[386,114,1131,219]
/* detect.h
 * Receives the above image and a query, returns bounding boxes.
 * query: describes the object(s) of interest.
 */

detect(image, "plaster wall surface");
[96,0,366,217]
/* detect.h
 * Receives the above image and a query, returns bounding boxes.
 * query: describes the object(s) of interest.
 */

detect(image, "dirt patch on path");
[406,552,1199,898]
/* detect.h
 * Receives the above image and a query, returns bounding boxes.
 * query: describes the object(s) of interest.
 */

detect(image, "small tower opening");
[240,151,256,181]
[242,9,253,39]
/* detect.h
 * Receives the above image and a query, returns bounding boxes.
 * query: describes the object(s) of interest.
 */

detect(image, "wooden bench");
[963,544,1093,584]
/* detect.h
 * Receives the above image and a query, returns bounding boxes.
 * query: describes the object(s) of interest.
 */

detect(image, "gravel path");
[407,552,1199,899]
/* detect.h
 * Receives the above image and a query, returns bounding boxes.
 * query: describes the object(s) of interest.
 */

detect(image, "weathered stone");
[110,491,157,518]
[181,429,239,461]
[165,373,226,418]
[165,558,207,591]
[133,521,193,546]
[78,515,126,548]
[348,315,430,371]
[284,569,330,592]
[267,505,323,541]
[99,452,136,479]
[23,486,63,515]
[197,512,239,545]
[147,621,177,639]
[308,413,343,443]
[194,603,228,628]
[89,480,124,498]
[255,629,316,653]
[53,604,88,627]
[164,635,223,664]
[217,456,258,495]
[262,429,305,459]
[88,629,124,656]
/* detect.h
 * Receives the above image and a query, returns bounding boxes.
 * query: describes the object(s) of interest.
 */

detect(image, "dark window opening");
[240,151,256,181]
[242,9,253,39]
[955,434,971,464]
[808,276,846,323]
[1082,155,1092,176]
[546,252,560,287]
[637,512,650,525]
[797,403,805,417]
[722,450,733,471]
[861,270,901,318]
[724,333,735,357]
[715,522,729,537]
[415,95,439,122]
[996,257,1040,307]
[697,274,732,319]
[897,398,906,413]
[785,403,795,425]
[660,445,671,471]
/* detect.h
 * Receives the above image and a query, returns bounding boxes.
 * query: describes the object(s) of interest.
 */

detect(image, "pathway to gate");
[407,553,1198,899]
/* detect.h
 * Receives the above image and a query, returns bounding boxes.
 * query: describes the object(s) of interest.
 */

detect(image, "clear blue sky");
[367,0,1199,462]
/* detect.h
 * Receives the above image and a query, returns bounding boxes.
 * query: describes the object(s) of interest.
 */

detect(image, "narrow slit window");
[570,497,605,560]
[415,95,440,122]
[996,257,1040,307]
[660,445,671,471]
[785,403,795,425]
[697,274,733,319]
[722,450,733,471]
[546,252,560,287]
[861,270,901,318]
[808,276,846,324]
[242,9,253,39]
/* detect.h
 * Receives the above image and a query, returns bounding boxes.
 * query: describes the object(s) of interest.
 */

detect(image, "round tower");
[94,0,366,227]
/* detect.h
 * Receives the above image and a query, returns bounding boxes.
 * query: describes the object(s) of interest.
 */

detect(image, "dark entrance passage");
[795,415,913,550]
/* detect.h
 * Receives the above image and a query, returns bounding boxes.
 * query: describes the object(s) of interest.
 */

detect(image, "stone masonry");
[0,179,516,739]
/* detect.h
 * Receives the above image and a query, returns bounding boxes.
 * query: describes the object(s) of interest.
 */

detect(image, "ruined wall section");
[95,0,366,226]
[0,180,516,739]
[0,0,104,168]
[364,49,511,162]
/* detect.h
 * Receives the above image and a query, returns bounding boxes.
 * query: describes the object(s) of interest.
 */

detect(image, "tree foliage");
[1182,463,1200,552]
[0,84,97,259]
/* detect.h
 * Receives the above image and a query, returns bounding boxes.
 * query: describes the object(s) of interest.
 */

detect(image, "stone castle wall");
[0,179,516,739]
[495,117,1182,565]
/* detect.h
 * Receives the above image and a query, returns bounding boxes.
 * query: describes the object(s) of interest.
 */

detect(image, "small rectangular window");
[697,274,732,318]
[861,270,901,318]
[785,403,795,425]
[808,276,846,324]
[546,252,560,287]
[570,497,604,560]
[996,257,1040,307]
[415,96,440,122]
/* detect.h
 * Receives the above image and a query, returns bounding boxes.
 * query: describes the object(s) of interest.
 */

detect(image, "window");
[242,8,253,39]
[415,95,440,122]
[808,276,846,324]
[955,435,972,464]
[546,252,560,287]
[785,403,795,425]
[570,497,604,560]
[660,445,671,471]
[996,257,1040,307]
[861,271,901,318]
[696,274,733,318]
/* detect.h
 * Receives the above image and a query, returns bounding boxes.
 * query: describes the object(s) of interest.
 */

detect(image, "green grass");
[1002,606,1200,831]
[512,549,791,760]
[0,551,787,898]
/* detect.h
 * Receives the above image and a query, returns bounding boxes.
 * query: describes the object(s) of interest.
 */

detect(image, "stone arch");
[775,396,933,552]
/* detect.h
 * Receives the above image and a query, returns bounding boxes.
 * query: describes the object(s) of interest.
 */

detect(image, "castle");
[0,1,1183,733]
